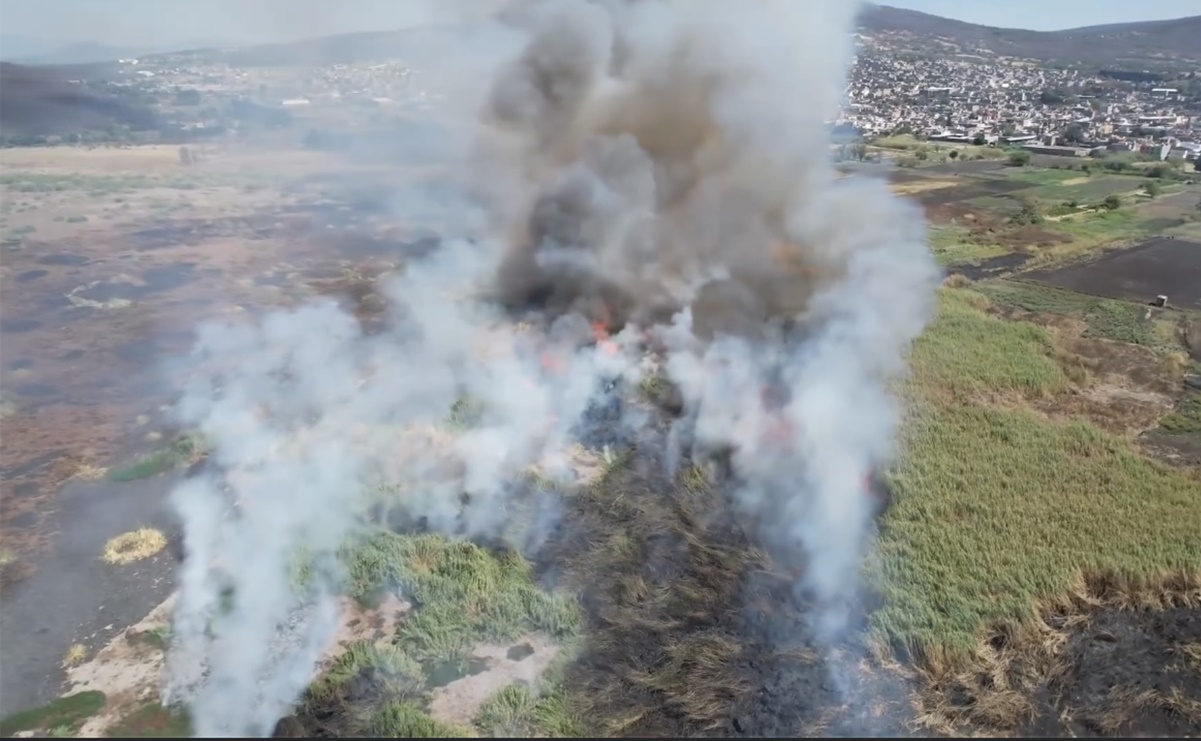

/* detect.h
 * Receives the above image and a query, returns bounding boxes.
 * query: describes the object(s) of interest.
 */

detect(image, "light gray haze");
[158,0,940,736]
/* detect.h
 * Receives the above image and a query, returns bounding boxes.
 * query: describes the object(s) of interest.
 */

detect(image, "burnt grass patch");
[915,179,1033,208]
[1024,238,1201,310]
[914,573,1201,738]
[949,252,1031,281]
[531,445,913,738]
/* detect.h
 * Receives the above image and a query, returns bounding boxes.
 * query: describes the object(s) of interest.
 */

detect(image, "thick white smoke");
[162,0,940,736]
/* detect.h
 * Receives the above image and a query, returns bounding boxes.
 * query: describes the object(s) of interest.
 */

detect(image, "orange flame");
[591,321,610,343]
[540,352,566,374]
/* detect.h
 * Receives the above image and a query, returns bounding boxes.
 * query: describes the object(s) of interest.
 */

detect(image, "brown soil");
[1138,429,1201,469]
[972,308,1185,440]
[0,205,429,578]
[926,202,1071,261]
[1039,331,1179,437]
[316,594,412,680]
[1025,238,1201,310]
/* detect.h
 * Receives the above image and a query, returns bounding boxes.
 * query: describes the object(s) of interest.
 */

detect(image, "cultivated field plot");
[915,178,1032,207]
[921,159,1010,176]
[963,194,1024,214]
[1024,238,1201,310]
[1031,176,1145,202]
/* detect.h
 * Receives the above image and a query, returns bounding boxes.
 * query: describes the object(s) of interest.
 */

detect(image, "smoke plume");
[163,0,940,736]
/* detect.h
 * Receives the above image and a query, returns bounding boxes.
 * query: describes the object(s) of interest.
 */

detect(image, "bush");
[1007,149,1031,167]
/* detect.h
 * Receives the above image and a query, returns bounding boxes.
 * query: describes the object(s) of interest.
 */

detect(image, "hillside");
[14,6,1200,71]
[0,62,160,139]
[858,5,1201,67]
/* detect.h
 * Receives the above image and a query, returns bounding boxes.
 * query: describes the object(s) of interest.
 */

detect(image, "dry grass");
[71,463,108,481]
[534,453,834,738]
[61,643,87,668]
[101,528,167,565]
[910,571,1201,736]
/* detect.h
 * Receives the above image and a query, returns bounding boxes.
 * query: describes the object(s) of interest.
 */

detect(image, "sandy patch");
[315,593,413,678]
[66,595,176,738]
[56,589,414,737]
[426,636,560,728]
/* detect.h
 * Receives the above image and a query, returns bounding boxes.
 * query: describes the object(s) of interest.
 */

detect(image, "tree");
[1010,199,1044,226]
[1008,149,1031,167]
[948,149,959,160]
[1062,124,1086,144]
[1102,194,1122,210]
[1143,180,1162,198]
[972,133,987,146]
[1040,89,1067,105]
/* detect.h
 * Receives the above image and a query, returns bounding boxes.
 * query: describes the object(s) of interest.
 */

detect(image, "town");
[844,36,1201,163]
[4,32,1200,169]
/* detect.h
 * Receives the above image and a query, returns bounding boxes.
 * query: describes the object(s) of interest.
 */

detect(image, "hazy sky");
[1,0,1198,49]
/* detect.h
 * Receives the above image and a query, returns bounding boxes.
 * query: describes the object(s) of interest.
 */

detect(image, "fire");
[591,321,610,343]
[540,352,567,374]
[592,304,619,356]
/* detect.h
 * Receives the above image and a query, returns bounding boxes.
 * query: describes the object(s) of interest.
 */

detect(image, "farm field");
[1,131,1200,741]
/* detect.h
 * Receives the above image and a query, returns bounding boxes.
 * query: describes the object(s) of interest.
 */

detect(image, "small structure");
[1155,295,1169,308]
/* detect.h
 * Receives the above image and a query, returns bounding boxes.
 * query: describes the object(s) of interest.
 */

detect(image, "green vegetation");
[0,691,106,736]
[0,173,206,193]
[305,641,426,714]
[105,703,191,738]
[974,280,1162,347]
[107,434,204,482]
[475,684,582,738]
[371,703,470,738]
[927,225,1009,265]
[344,532,580,665]
[872,285,1201,662]
[906,289,1068,398]
[1161,392,1201,436]
[1006,168,1080,186]
[299,532,583,736]
[1027,208,1155,265]
[1006,149,1031,167]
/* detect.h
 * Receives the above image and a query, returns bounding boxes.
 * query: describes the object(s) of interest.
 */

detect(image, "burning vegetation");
[157,0,943,737]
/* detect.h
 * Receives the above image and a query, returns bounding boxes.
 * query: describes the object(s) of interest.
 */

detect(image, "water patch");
[15,269,49,283]
[36,254,89,267]
[425,657,492,689]
[0,318,41,333]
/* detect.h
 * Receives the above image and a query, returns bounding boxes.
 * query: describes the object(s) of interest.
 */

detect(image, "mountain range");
[4,6,1200,70]
[857,5,1201,67]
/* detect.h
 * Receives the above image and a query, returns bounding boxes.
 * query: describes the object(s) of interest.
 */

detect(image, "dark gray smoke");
[163,0,940,736]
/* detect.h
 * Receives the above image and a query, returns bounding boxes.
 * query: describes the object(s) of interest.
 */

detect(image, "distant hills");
[188,6,1201,70]
[2,5,1198,77]
[858,5,1201,67]
[0,62,160,138]
[0,34,233,66]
